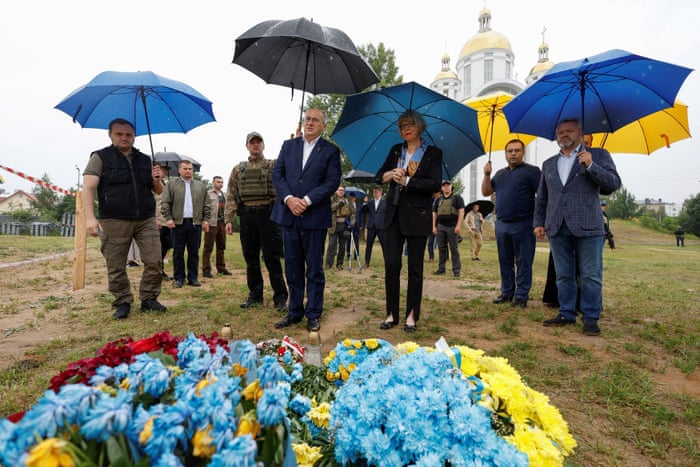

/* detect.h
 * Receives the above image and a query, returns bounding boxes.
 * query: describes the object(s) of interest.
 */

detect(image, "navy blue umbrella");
[503,49,693,140]
[55,71,216,156]
[343,186,366,199]
[332,81,485,179]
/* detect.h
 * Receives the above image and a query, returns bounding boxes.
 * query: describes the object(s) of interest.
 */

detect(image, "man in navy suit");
[363,185,386,267]
[270,109,342,332]
[534,118,621,336]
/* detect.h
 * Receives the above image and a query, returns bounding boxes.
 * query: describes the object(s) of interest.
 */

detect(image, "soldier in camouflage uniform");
[225,132,288,311]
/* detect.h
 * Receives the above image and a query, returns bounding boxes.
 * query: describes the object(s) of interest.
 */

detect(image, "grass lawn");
[0,220,698,465]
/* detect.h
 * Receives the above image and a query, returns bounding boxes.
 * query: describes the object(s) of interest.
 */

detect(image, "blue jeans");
[495,219,535,300]
[549,223,605,321]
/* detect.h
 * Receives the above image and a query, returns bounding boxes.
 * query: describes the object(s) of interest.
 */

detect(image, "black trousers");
[383,216,427,324]
[239,210,288,304]
[172,219,201,282]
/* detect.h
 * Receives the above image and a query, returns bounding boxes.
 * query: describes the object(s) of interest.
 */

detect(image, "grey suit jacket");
[534,147,621,237]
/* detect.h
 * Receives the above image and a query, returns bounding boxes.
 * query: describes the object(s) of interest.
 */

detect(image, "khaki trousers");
[100,218,162,306]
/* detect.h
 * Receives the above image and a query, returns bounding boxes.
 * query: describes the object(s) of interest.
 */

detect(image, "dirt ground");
[1,244,697,400]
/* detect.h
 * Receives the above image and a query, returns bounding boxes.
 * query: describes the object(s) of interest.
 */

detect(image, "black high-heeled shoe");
[380,319,398,330]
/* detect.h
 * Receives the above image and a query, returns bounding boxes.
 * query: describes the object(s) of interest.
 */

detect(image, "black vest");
[96,146,155,219]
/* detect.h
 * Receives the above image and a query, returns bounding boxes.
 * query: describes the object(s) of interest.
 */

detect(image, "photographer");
[325,186,355,270]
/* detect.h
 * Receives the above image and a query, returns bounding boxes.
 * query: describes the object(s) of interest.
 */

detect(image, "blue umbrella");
[55,71,216,156]
[343,186,366,199]
[332,81,484,179]
[503,49,693,140]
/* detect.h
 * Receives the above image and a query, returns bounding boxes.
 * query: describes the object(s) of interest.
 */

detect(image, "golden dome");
[434,69,458,81]
[529,60,555,75]
[459,8,512,60]
[460,31,512,59]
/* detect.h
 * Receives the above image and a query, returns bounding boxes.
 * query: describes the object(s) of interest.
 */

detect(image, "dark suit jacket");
[375,143,442,236]
[364,197,385,230]
[534,147,621,237]
[270,136,342,229]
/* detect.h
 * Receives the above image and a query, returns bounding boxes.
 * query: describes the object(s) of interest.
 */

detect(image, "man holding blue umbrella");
[534,119,621,336]
[83,118,167,320]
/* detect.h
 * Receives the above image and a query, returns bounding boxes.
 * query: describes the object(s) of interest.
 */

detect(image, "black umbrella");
[233,17,379,130]
[465,199,494,217]
[153,152,202,177]
[343,169,376,184]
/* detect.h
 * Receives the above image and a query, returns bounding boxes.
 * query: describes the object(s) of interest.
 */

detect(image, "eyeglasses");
[399,122,416,130]
[304,116,322,124]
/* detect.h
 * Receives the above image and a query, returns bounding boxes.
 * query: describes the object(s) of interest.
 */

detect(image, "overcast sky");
[2,0,698,204]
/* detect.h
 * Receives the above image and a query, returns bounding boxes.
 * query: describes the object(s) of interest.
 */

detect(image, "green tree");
[306,42,403,174]
[678,193,700,237]
[10,208,34,223]
[31,175,61,222]
[607,187,639,219]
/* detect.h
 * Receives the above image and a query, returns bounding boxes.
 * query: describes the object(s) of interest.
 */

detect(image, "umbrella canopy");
[343,169,376,184]
[464,92,536,160]
[343,186,366,199]
[503,49,693,140]
[233,17,379,125]
[55,71,216,156]
[332,81,485,179]
[465,199,494,217]
[153,152,202,177]
[590,100,691,155]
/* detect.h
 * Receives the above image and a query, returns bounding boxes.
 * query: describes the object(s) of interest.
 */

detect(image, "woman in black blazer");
[375,110,442,332]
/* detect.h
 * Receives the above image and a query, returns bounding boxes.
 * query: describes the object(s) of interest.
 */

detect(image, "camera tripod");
[346,229,363,272]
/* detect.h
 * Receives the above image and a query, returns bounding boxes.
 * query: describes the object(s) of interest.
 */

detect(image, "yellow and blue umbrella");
[590,100,690,155]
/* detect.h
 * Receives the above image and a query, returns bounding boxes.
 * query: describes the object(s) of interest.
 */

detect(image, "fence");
[0,212,76,236]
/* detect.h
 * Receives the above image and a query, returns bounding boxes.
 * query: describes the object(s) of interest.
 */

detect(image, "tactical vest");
[95,146,155,220]
[238,160,273,203]
[437,195,458,218]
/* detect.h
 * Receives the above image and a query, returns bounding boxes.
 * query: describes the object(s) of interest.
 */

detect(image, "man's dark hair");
[108,118,135,133]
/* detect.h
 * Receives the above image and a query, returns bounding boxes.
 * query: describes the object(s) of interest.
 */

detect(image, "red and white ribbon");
[0,164,73,195]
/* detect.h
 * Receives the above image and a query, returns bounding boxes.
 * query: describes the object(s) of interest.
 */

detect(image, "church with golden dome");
[430,7,556,201]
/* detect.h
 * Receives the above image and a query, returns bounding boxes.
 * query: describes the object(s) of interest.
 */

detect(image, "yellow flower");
[339,365,350,381]
[26,438,75,467]
[292,442,323,467]
[323,349,336,366]
[119,377,131,390]
[231,362,248,377]
[343,338,352,348]
[308,402,331,428]
[139,416,155,444]
[396,341,419,353]
[236,411,260,437]
[241,379,262,402]
[348,349,356,356]
[192,425,216,458]
[352,340,363,349]
[195,375,218,396]
[365,338,379,350]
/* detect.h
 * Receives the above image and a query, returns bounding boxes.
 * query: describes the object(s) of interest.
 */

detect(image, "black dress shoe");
[112,303,130,320]
[202,271,213,278]
[511,298,528,308]
[218,270,233,276]
[275,314,303,329]
[141,299,167,312]
[174,280,184,288]
[274,302,288,312]
[543,315,576,327]
[240,299,262,309]
[492,294,513,304]
[403,324,417,333]
[380,320,398,330]
[433,270,445,275]
[307,318,321,332]
[188,280,202,287]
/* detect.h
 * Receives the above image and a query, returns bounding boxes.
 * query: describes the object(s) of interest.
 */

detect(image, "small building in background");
[0,190,37,214]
